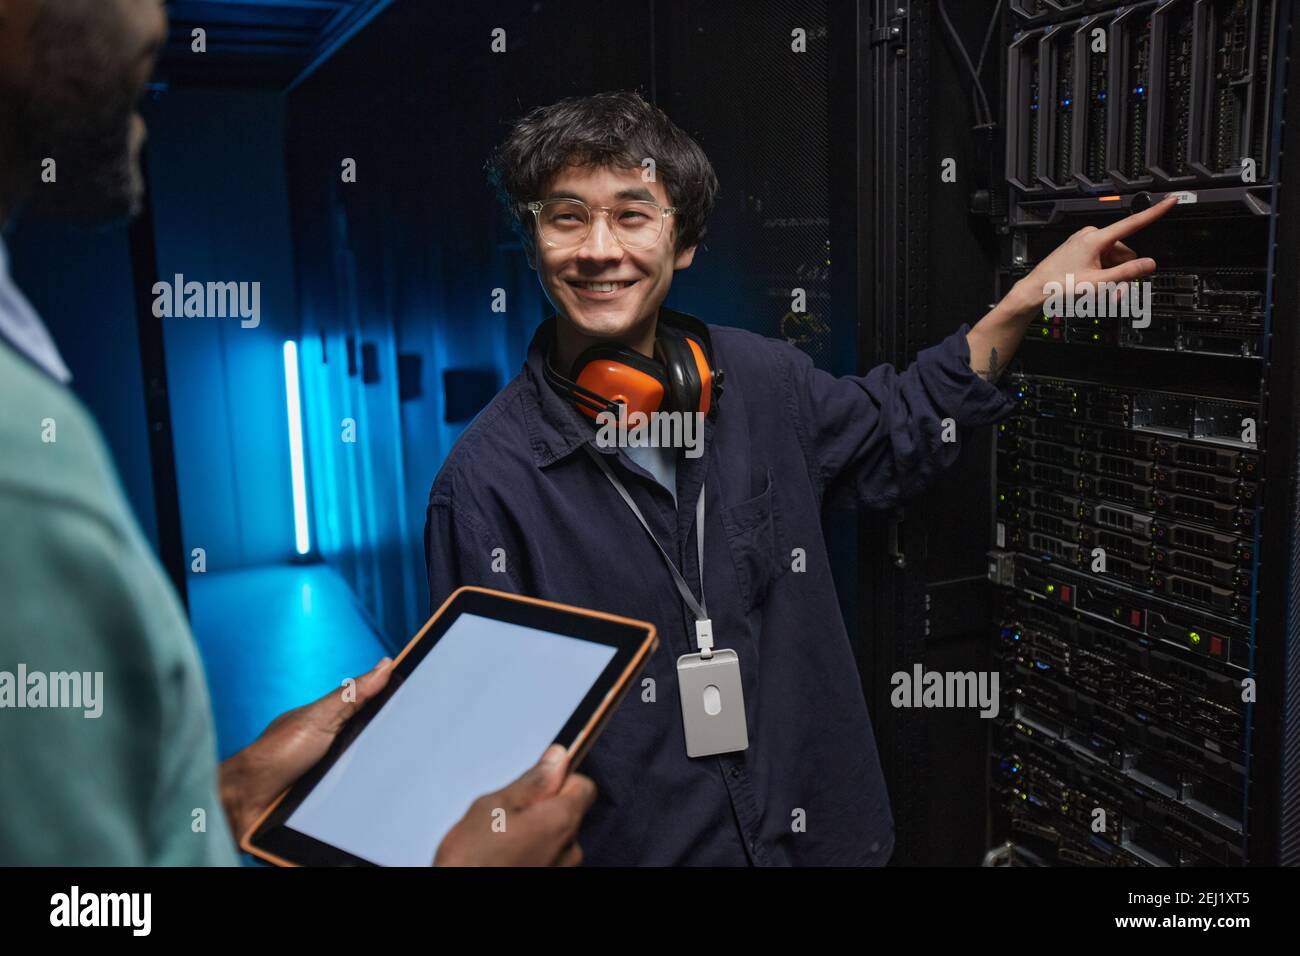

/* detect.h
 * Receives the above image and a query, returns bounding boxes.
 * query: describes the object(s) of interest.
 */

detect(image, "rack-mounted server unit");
[987,0,1297,866]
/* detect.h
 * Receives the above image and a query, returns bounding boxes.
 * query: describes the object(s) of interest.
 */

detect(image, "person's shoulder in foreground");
[0,342,237,865]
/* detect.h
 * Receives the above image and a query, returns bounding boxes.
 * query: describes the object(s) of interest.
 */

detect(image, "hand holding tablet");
[242,586,658,866]
[433,743,595,867]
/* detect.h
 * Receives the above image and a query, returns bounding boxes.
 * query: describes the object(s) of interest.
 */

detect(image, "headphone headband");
[542,357,618,416]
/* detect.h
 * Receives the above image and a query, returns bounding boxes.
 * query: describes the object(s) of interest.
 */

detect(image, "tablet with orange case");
[241,585,658,866]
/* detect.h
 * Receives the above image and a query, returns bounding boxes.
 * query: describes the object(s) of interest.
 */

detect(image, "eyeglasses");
[527,199,677,251]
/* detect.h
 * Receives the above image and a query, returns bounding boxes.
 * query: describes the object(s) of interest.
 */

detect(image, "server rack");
[845,0,1299,866]
[986,0,1299,866]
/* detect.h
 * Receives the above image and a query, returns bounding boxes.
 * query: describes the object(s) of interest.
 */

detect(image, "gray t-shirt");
[623,442,679,507]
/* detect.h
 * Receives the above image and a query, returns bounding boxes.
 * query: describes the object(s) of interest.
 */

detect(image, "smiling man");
[424,90,1174,865]
[529,164,697,371]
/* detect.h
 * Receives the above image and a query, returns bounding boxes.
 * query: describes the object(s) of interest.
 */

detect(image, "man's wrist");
[1003,277,1045,322]
[977,287,1034,336]
[218,753,254,839]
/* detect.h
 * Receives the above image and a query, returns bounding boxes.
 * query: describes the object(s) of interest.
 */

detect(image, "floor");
[187,562,389,759]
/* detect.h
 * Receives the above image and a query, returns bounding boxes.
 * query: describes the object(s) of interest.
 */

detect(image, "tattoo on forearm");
[976,346,1001,383]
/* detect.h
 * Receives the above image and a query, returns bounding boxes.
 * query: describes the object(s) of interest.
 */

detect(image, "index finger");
[1093,194,1179,244]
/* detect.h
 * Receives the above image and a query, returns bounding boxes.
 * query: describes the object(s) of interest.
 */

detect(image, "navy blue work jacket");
[425,308,1014,865]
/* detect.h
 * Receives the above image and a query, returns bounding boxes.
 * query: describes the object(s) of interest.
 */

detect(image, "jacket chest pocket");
[720,466,785,613]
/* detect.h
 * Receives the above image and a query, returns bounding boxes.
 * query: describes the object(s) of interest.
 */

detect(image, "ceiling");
[155,0,393,89]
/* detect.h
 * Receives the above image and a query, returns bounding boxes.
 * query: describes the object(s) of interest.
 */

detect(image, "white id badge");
[677,649,749,757]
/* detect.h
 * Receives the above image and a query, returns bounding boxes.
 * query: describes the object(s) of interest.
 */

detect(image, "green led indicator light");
[1189,631,1202,645]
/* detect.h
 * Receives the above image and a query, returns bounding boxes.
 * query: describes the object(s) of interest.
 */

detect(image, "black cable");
[973,0,1004,128]
[976,0,1004,93]
[938,0,994,126]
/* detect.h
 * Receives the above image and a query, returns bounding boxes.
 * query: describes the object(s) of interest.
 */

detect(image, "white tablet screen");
[285,612,618,866]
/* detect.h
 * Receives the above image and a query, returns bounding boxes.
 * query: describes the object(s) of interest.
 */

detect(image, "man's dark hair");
[487,91,718,255]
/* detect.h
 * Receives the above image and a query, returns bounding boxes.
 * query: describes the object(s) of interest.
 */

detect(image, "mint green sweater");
[0,339,237,865]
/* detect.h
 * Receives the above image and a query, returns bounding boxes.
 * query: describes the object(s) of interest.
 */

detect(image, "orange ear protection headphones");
[544,312,723,422]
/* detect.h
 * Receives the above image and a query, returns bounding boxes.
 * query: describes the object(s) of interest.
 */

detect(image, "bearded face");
[0,0,165,225]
